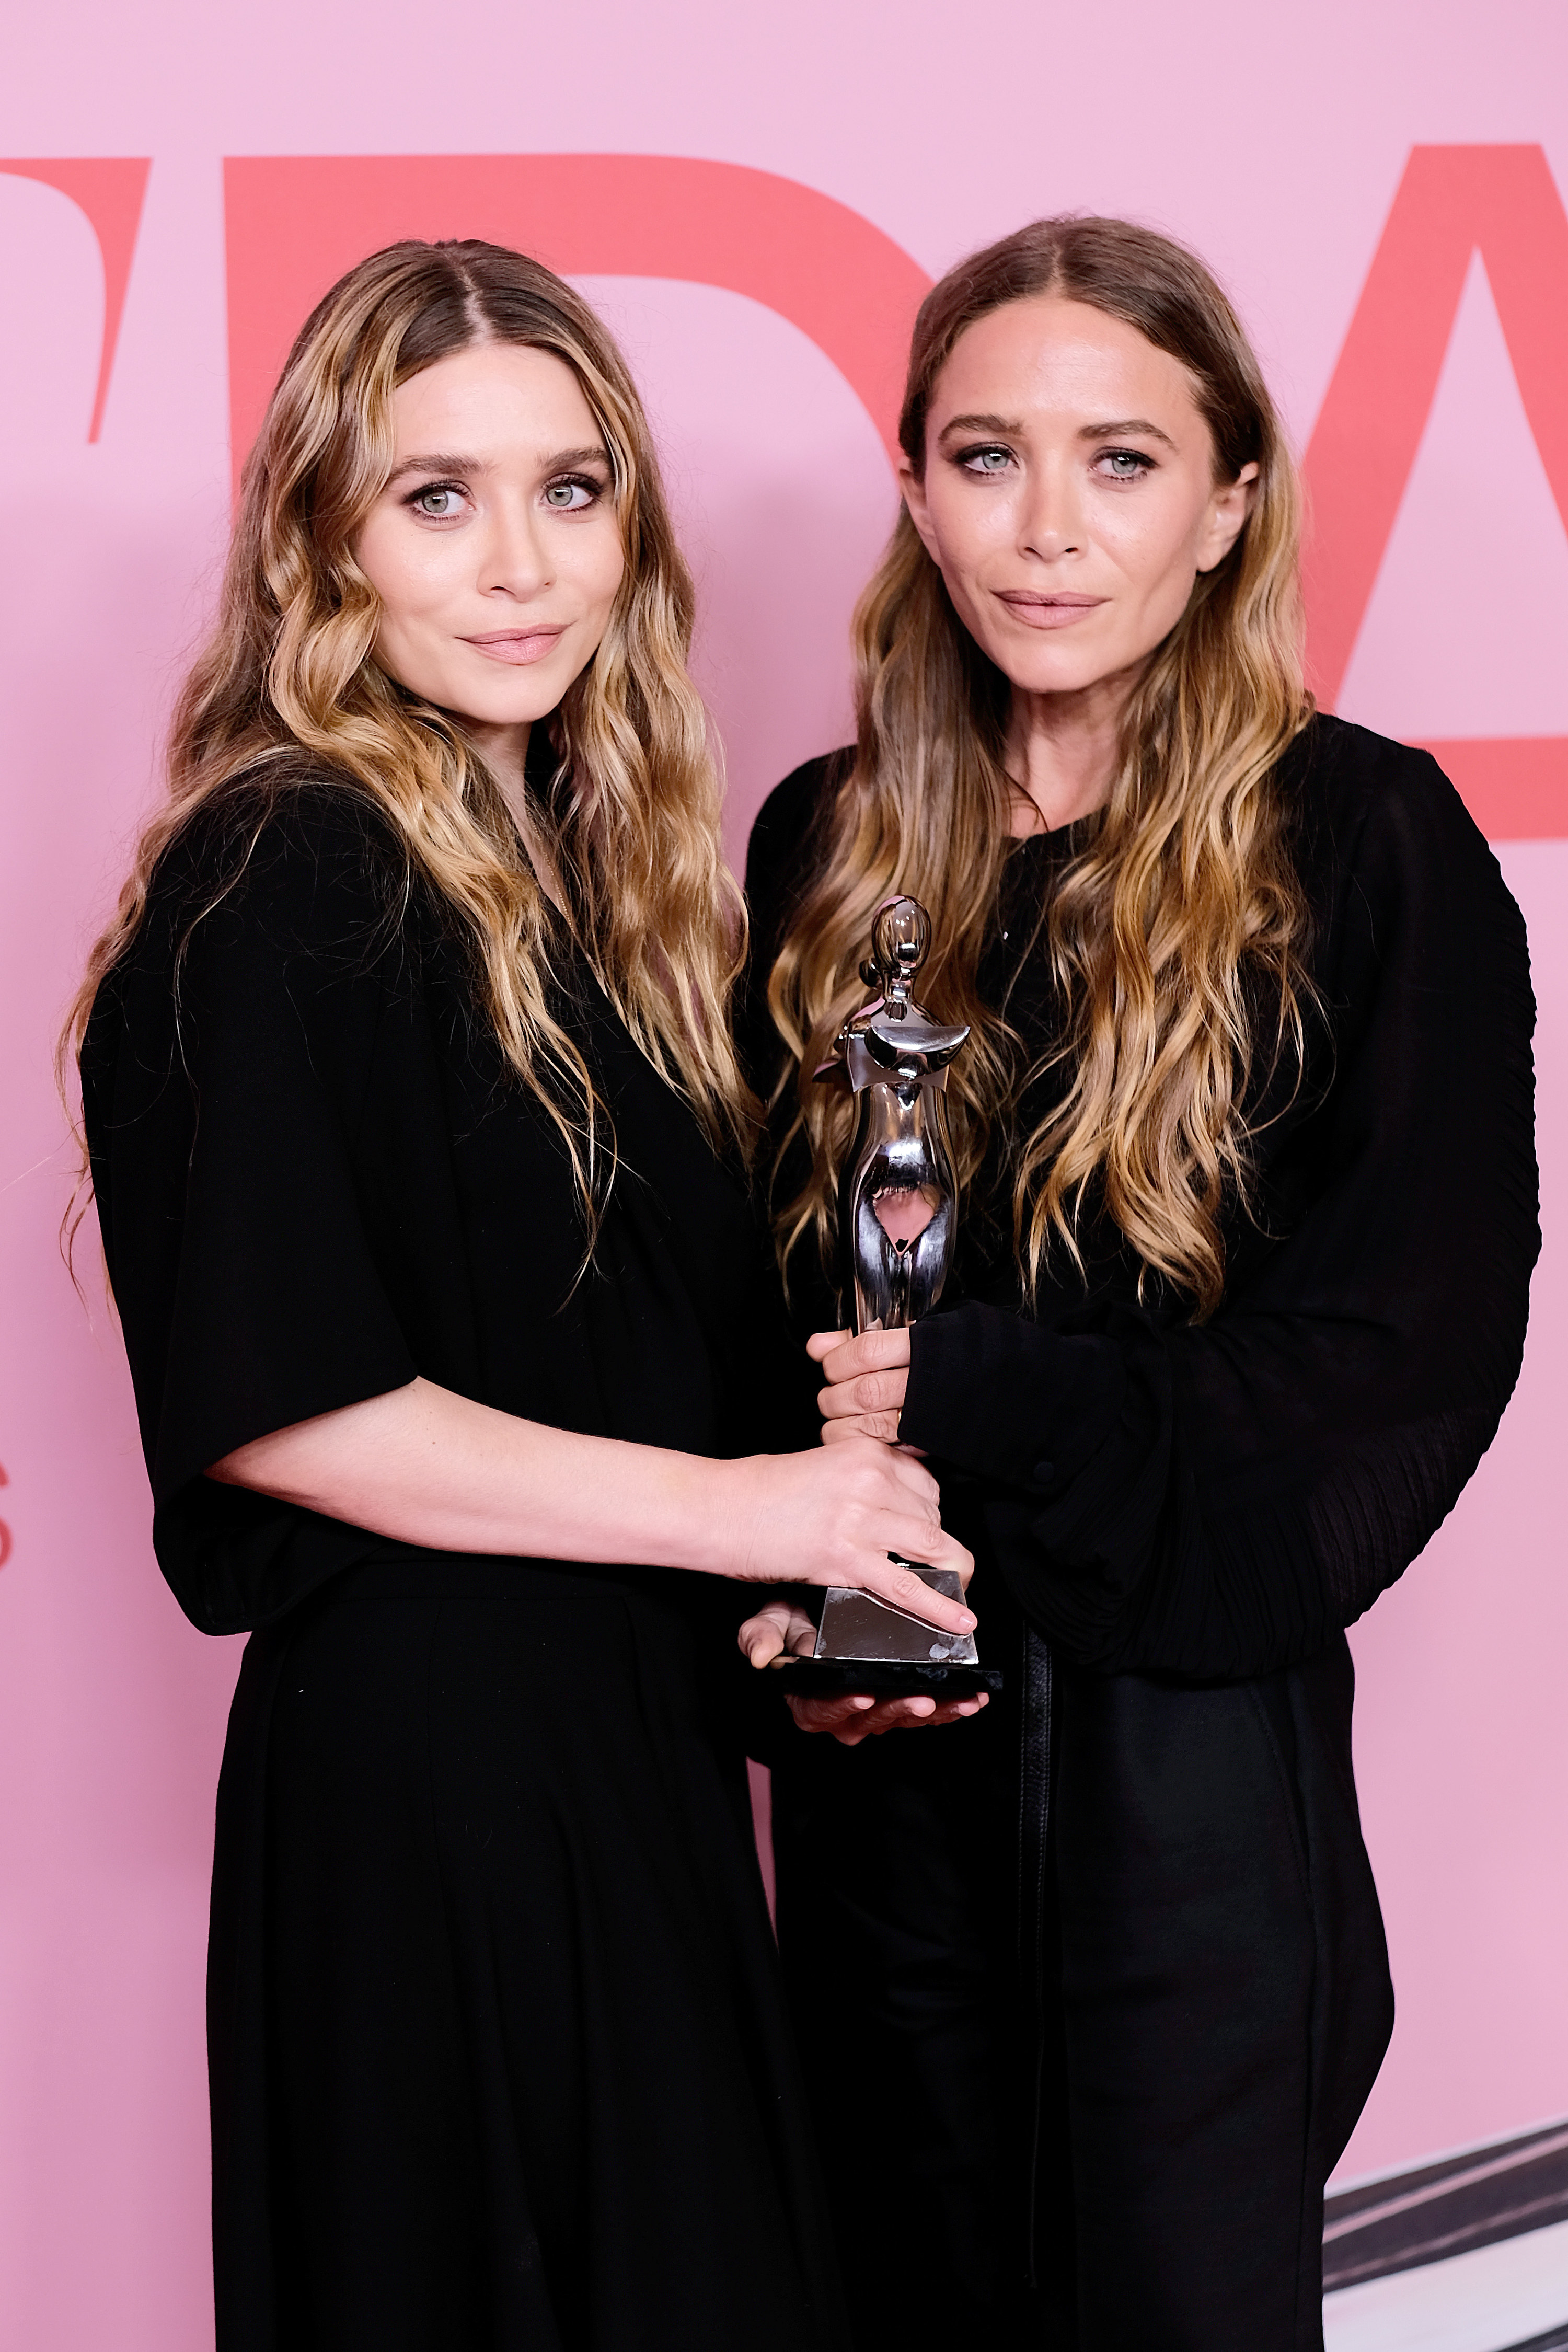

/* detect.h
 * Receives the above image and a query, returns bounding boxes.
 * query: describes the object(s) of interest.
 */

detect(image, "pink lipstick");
[460,627,567,665]
[995,593,1106,631]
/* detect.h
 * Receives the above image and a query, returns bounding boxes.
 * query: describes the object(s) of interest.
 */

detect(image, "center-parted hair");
[66,238,751,1241]
[766,216,1316,1317]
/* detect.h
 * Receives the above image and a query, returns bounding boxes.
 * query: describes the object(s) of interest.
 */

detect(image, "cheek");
[564,523,627,619]
[356,522,454,635]
[922,481,1007,578]
[1099,485,1211,597]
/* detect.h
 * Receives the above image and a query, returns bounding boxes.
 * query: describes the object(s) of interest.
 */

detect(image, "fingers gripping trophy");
[790,896,1002,1700]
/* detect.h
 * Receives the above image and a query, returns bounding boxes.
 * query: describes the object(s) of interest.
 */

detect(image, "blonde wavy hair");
[767,217,1315,1319]
[65,238,750,1245]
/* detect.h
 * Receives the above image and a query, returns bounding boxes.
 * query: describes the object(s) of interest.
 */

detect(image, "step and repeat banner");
[1,4,1564,2343]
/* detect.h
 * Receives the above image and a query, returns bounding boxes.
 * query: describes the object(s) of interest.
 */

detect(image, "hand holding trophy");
[782,895,1002,1701]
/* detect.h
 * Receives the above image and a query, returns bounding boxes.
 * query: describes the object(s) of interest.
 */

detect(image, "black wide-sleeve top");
[83,781,766,1638]
[743,716,1540,1684]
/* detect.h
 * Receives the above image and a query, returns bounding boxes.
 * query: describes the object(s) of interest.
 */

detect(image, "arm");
[211,1374,977,1632]
[91,792,974,1637]
[815,752,1540,1680]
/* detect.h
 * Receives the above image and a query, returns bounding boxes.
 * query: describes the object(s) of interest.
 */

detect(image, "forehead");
[389,342,601,452]
[932,296,1206,432]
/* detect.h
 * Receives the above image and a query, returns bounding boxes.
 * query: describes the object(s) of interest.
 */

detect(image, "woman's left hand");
[784,1686,989,1744]
[808,1327,911,1445]
[738,1595,818,1668]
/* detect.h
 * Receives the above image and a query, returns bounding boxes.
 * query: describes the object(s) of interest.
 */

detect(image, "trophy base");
[782,1564,1000,1699]
[776,1656,1004,1700]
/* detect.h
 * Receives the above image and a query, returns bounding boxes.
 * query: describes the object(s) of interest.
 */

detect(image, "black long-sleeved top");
[743,714,1539,1685]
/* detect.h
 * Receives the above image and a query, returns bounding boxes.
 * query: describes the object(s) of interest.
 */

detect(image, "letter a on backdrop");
[1303,144,1568,837]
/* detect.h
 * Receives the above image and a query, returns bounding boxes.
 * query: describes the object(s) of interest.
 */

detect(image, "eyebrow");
[1077,416,1179,451]
[386,443,612,483]
[937,412,1024,442]
[936,411,1179,453]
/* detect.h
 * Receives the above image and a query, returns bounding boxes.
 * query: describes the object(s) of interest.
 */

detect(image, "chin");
[992,648,1117,697]
[447,677,571,728]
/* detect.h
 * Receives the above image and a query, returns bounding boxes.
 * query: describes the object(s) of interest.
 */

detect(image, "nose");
[479,490,552,599]
[1017,453,1083,562]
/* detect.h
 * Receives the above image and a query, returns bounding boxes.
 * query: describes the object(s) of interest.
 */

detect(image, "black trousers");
[769,1632,1392,2352]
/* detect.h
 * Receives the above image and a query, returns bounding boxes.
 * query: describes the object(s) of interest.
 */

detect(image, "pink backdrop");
[2,4,1566,2341]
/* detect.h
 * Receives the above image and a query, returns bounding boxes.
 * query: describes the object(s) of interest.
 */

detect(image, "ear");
[898,459,942,563]
[1195,460,1259,574]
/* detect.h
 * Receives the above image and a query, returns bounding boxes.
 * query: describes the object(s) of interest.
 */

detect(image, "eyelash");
[543,473,608,511]
[1097,448,1155,481]
[404,480,468,518]
[400,472,610,520]
[956,444,1016,476]
[952,444,1158,481]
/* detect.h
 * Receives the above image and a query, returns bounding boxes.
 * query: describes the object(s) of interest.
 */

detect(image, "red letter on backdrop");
[1303,144,1568,837]
[0,159,149,441]
[222,154,931,481]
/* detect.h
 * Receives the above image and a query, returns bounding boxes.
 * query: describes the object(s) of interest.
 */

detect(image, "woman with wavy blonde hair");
[69,238,979,2351]
[739,218,1538,2349]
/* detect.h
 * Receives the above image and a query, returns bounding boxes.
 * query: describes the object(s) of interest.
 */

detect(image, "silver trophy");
[792,896,1000,1697]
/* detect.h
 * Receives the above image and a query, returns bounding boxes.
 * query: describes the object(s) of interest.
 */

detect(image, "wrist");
[661,1451,747,1578]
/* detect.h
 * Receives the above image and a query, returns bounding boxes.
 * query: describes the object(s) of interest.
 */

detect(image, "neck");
[466,718,532,832]
[1004,669,1136,836]
[466,716,565,913]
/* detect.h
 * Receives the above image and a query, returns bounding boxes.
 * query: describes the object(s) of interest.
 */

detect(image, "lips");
[459,627,568,666]
[994,593,1107,631]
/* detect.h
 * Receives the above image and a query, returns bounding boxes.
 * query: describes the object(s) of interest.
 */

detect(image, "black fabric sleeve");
[152,883,417,1499]
[901,749,1540,1681]
[86,799,422,1630]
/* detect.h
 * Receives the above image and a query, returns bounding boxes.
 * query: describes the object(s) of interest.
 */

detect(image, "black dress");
[82,780,850,2352]
[741,716,1539,2352]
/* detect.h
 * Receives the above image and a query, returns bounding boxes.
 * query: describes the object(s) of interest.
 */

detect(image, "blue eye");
[409,484,465,518]
[959,445,1013,475]
[1099,449,1154,479]
[543,477,601,510]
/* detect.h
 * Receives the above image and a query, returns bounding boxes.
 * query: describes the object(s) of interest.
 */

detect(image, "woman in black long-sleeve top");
[70,238,979,2352]
[738,217,1538,2351]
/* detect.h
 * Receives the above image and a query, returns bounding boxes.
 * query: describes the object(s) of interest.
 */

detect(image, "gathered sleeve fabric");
[898,732,1539,1680]
[83,795,422,1631]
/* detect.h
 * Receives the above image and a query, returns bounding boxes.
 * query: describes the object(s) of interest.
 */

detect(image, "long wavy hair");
[767,217,1315,1318]
[64,238,750,1246]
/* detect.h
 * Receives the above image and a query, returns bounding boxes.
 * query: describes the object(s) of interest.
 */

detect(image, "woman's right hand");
[711,1438,975,1639]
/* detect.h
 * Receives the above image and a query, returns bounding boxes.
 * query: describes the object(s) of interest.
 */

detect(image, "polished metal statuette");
[798,895,999,1693]
[837,895,971,1336]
